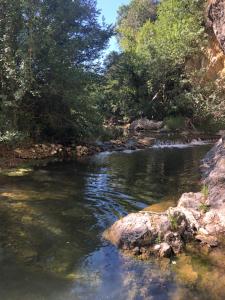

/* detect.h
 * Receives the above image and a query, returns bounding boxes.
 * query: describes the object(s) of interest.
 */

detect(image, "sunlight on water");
[0,144,224,299]
[2,168,33,177]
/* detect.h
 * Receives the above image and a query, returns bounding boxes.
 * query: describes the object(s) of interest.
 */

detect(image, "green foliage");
[1,0,223,143]
[99,0,207,123]
[201,184,209,200]
[196,117,224,134]
[199,202,210,214]
[199,185,210,213]
[98,52,150,120]
[168,212,179,231]
[155,232,163,244]
[184,77,225,128]
[0,0,112,143]
[164,116,186,131]
[136,0,205,63]
[117,0,157,51]
[0,131,28,146]
[118,0,205,61]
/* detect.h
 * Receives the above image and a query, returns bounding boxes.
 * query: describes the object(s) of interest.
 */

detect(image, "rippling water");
[0,144,224,300]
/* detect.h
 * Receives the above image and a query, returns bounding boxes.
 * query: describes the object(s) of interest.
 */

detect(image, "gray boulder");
[104,138,225,257]
[129,118,163,131]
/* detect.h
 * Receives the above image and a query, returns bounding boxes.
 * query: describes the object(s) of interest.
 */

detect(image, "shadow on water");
[0,144,224,299]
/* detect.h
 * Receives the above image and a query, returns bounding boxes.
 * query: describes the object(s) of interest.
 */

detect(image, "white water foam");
[152,139,212,149]
[95,139,213,157]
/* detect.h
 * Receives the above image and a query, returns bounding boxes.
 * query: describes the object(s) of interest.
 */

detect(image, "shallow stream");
[0,143,224,300]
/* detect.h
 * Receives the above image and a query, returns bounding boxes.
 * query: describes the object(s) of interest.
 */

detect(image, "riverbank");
[104,137,225,258]
[0,130,220,171]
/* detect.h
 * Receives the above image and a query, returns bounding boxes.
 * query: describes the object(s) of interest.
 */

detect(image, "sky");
[97,0,130,53]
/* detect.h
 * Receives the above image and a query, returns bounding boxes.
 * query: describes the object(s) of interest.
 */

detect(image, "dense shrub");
[0,0,112,143]
[98,0,221,127]
[164,116,186,131]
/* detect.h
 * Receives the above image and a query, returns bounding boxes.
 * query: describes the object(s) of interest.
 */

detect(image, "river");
[0,143,224,300]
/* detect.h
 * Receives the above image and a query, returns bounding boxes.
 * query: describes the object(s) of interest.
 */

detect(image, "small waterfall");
[152,138,212,149]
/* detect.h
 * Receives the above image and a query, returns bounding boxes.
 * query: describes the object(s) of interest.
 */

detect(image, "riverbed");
[0,143,224,300]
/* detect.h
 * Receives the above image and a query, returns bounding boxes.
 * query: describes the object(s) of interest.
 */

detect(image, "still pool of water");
[0,144,224,300]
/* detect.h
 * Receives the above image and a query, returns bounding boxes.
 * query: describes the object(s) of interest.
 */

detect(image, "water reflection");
[0,145,223,299]
[71,245,175,300]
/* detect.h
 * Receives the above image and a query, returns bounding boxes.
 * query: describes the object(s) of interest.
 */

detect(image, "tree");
[98,52,148,120]
[117,0,158,51]
[0,0,112,142]
[99,0,207,123]
[136,0,205,64]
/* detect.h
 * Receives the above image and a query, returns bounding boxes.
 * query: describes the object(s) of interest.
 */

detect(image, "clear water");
[0,144,224,300]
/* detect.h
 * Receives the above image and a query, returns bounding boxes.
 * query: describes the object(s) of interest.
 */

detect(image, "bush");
[195,117,225,134]
[164,116,186,131]
[0,131,29,147]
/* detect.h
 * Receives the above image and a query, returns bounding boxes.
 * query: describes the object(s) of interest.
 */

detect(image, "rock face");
[129,118,163,131]
[208,0,225,54]
[187,0,225,82]
[104,138,225,258]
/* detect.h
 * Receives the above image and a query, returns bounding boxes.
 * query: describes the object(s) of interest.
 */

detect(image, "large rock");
[129,118,163,131]
[104,138,225,257]
[103,208,192,257]
[208,0,225,53]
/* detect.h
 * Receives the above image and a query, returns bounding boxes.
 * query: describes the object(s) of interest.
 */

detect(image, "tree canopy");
[0,0,112,142]
[1,0,225,144]
[98,0,217,124]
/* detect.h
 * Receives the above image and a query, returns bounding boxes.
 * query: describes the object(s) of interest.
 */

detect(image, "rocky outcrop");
[186,0,225,82]
[104,138,225,258]
[94,132,218,155]
[14,144,65,159]
[129,118,163,131]
[104,209,189,258]
[207,0,225,54]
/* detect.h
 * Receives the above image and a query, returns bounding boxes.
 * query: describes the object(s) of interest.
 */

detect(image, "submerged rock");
[104,138,225,257]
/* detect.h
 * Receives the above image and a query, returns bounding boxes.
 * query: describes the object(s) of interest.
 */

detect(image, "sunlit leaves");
[0,0,112,141]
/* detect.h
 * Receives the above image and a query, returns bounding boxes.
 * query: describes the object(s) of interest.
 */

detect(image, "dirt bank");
[0,131,220,171]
